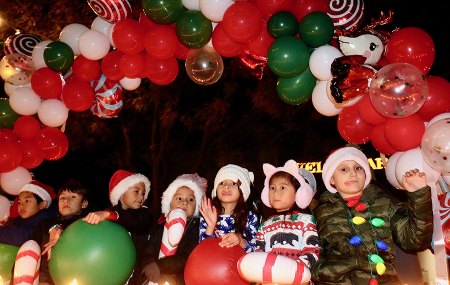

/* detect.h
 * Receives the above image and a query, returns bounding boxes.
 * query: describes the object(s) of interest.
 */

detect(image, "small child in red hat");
[0,180,56,247]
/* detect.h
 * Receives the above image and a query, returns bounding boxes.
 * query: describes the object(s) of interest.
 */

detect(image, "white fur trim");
[110,174,150,206]
[212,164,254,201]
[322,147,372,193]
[161,179,205,217]
[19,184,52,208]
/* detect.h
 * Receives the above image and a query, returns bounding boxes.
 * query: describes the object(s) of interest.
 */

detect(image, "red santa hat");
[212,164,254,201]
[19,181,56,208]
[161,173,207,217]
[322,146,372,193]
[261,160,315,209]
[109,170,151,206]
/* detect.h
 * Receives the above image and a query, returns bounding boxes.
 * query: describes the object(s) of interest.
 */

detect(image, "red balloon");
[112,19,146,54]
[72,55,101,82]
[119,52,145,78]
[245,22,274,57]
[256,0,294,21]
[370,124,396,155]
[175,41,190,60]
[13,116,41,140]
[184,238,248,285]
[0,128,18,143]
[17,139,44,169]
[144,25,179,60]
[139,11,158,30]
[337,104,373,144]
[31,67,63,99]
[144,55,179,85]
[0,141,23,173]
[384,114,424,151]
[61,77,95,112]
[35,127,69,160]
[291,0,328,22]
[386,27,435,74]
[417,76,450,121]
[101,50,125,81]
[357,95,387,126]
[222,2,264,44]
[212,23,245,58]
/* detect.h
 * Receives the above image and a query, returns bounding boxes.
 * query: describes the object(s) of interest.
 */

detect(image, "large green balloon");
[267,37,310,78]
[277,68,316,105]
[267,11,299,38]
[43,41,74,73]
[0,98,20,128]
[142,0,184,24]
[298,11,334,48]
[49,220,136,285]
[0,243,19,281]
[176,10,212,49]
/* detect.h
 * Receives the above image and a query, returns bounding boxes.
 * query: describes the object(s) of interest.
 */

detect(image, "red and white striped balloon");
[87,0,132,24]
[326,0,365,32]
[90,75,124,118]
[13,240,41,285]
[159,208,187,259]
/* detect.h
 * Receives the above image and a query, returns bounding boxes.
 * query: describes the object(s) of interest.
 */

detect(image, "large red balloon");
[222,2,264,44]
[144,25,179,60]
[370,124,396,155]
[112,19,146,54]
[256,0,294,21]
[384,114,424,151]
[417,76,450,121]
[119,52,145,78]
[0,128,18,143]
[72,55,101,82]
[386,27,435,74]
[101,50,125,81]
[144,55,179,86]
[337,104,373,144]
[184,238,248,285]
[13,116,40,140]
[212,23,245,58]
[30,67,62,99]
[35,127,69,160]
[291,0,328,22]
[245,22,275,57]
[18,139,44,169]
[0,141,23,173]
[357,94,386,126]
[61,77,95,112]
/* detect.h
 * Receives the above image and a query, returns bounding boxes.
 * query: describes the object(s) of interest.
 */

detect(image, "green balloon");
[176,10,212,49]
[0,98,20,128]
[142,0,184,24]
[49,220,136,285]
[277,68,316,105]
[267,37,310,78]
[43,41,74,73]
[298,11,334,48]
[0,243,19,281]
[267,11,299,38]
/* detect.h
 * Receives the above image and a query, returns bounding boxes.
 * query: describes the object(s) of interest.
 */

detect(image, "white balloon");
[395,148,440,189]
[182,0,200,10]
[9,87,42,115]
[107,24,116,48]
[385,151,403,189]
[91,16,113,36]
[38,99,69,127]
[200,0,234,22]
[119,77,141,91]
[4,82,31,97]
[0,166,32,196]
[78,29,111,60]
[32,40,51,69]
[59,23,89,55]
[0,195,11,222]
[311,80,341,116]
[426,112,450,128]
[309,45,343,81]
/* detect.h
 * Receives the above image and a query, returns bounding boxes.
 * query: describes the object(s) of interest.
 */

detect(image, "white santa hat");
[322,146,372,193]
[161,173,207,217]
[212,164,254,202]
[19,181,56,208]
[261,160,315,209]
[109,170,151,206]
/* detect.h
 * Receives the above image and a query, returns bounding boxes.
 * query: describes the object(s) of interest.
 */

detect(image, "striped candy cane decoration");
[13,240,41,285]
[159,208,187,258]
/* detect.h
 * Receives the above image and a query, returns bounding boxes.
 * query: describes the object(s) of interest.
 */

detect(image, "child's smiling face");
[330,160,366,198]
[120,182,146,210]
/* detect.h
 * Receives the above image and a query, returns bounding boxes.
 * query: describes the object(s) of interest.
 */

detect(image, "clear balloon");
[421,118,450,175]
[185,46,224,85]
[369,63,428,118]
[0,53,34,85]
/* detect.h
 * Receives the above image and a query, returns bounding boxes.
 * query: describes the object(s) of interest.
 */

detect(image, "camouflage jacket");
[311,184,432,285]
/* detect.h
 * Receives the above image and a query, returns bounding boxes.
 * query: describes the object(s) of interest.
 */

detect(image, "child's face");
[216,179,241,205]
[170,186,196,219]
[330,160,366,198]
[58,190,87,217]
[269,176,296,212]
[18,191,46,219]
[120,182,146,210]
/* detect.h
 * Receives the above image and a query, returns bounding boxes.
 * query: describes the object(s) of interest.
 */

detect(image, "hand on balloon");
[42,227,63,260]
[219,232,245,249]
[199,197,218,235]
[401,169,427,192]
[142,262,160,283]
[82,211,110,224]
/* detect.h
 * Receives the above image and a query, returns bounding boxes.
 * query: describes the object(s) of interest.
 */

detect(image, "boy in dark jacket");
[312,146,433,285]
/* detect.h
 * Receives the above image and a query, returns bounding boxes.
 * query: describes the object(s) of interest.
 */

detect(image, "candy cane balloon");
[237,252,311,285]
[13,240,41,285]
[159,208,187,258]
